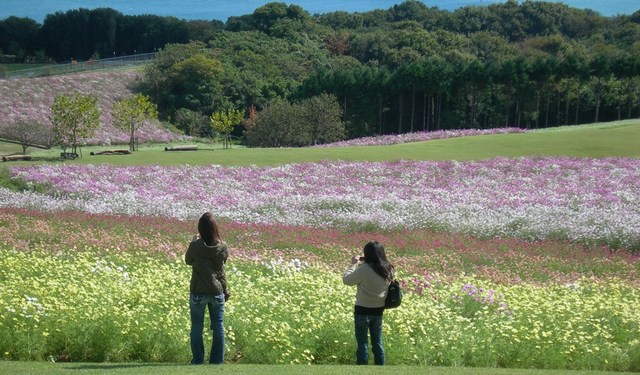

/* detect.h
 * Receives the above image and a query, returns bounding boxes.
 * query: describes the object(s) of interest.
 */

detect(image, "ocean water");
[1,0,637,24]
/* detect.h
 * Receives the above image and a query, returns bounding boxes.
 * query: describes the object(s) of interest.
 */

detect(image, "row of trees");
[0,9,208,62]
[137,42,640,144]
[2,1,638,62]
[296,54,640,137]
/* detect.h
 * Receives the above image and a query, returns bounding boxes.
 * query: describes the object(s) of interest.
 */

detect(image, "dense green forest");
[2,0,640,144]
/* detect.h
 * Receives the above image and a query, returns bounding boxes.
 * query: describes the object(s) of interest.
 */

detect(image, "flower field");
[1,124,639,370]
[0,209,638,370]
[6,156,640,251]
[0,70,182,145]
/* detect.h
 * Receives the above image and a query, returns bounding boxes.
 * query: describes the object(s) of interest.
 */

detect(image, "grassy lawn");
[0,142,24,155]
[1,362,637,375]
[3,120,639,168]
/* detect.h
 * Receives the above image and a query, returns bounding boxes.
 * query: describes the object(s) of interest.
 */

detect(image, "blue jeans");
[189,293,225,364]
[354,313,385,365]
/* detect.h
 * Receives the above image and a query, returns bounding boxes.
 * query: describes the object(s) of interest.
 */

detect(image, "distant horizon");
[1,0,638,24]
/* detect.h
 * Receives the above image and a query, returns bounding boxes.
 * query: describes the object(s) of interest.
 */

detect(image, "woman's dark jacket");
[185,239,228,295]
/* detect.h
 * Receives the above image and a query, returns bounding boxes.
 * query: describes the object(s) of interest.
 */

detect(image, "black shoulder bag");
[384,277,402,309]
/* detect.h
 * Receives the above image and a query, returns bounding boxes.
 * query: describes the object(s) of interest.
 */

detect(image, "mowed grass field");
[2,120,639,168]
[2,361,639,375]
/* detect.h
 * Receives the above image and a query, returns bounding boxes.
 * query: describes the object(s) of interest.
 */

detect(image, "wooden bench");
[2,155,32,162]
[165,145,198,151]
[90,149,131,155]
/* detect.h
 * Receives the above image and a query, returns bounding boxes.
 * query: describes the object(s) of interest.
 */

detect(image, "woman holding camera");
[185,212,229,365]
[342,240,394,365]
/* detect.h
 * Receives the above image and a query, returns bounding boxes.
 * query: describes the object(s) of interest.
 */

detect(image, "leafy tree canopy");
[50,93,101,156]
[111,93,159,151]
[211,109,244,149]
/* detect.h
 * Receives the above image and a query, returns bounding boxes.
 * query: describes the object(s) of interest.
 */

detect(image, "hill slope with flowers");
[0,69,183,145]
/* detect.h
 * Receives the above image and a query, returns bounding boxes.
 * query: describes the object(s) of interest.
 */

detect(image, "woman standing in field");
[185,212,229,365]
[343,240,394,365]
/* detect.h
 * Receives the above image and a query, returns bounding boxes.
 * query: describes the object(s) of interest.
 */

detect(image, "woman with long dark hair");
[342,240,394,365]
[185,212,229,364]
